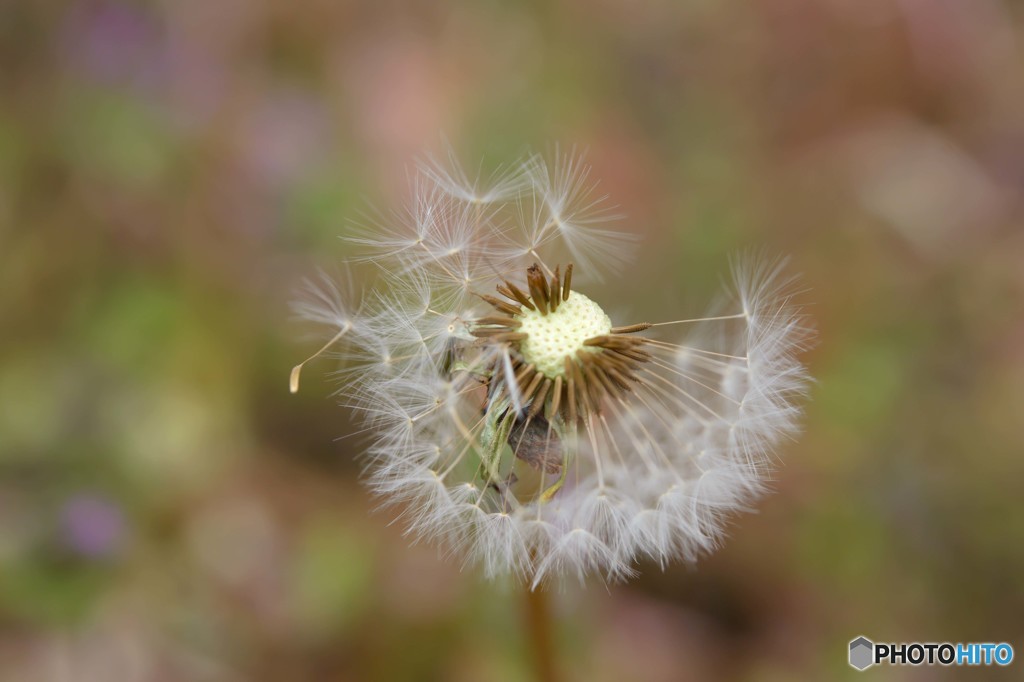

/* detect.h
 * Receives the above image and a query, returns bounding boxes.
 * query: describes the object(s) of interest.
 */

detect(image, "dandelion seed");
[293,150,813,586]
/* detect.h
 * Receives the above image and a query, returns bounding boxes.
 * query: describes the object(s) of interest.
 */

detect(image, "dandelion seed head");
[292,148,813,586]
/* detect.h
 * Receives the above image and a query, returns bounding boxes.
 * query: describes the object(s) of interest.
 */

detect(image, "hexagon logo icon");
[849,636,874,671]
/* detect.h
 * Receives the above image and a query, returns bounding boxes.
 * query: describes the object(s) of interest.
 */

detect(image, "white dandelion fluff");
[292,149,812,587]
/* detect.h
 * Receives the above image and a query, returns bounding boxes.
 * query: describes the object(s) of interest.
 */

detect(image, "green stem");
[523,584,559,682]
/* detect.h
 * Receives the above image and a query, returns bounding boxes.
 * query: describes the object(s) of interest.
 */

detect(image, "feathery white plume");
[293,149,812,586]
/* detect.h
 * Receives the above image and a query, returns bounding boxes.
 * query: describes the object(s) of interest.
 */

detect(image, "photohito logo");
[848,636,1014,671]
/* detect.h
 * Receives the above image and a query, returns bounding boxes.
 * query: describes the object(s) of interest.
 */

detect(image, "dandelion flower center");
[471,263,653,431]
[518,291,611,378]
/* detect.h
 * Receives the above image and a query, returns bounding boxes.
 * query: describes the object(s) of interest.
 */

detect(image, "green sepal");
[477,396,516,484]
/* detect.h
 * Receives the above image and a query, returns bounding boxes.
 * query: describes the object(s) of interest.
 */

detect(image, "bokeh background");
[2,1,1023,680]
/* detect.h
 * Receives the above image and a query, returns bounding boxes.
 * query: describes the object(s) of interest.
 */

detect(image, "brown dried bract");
[509,416,563,475]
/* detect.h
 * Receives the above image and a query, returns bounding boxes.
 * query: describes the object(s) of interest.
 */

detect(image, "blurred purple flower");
[61,494,126,559]
[61,1,168,92]
[239,89,332,188]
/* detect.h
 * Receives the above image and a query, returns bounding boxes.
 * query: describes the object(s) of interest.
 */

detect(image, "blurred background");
[2,0,1023,680]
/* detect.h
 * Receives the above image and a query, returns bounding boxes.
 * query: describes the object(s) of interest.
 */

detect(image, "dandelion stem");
[523,584,559,682]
